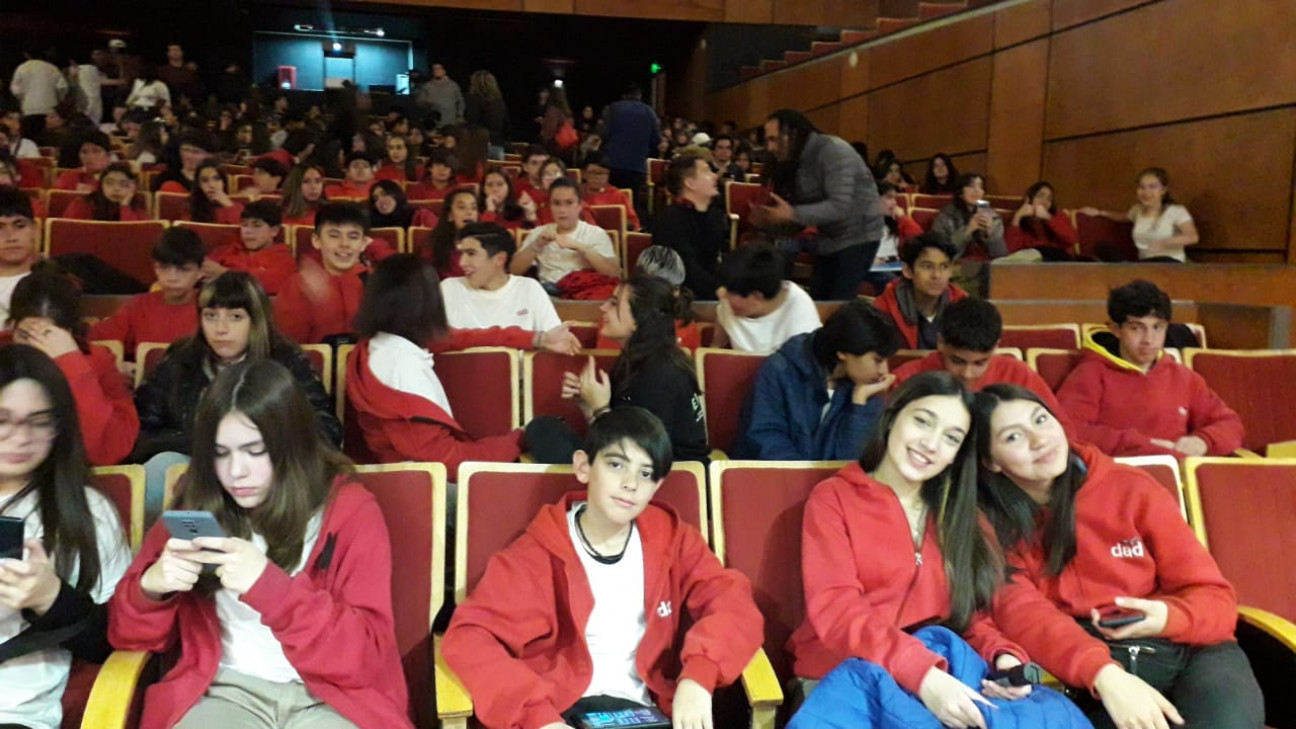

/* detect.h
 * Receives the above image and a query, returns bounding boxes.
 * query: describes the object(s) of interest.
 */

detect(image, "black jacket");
[616,358,709,465]
[131,338,342,461]
[650,200,729,300]
[464,93,511,147]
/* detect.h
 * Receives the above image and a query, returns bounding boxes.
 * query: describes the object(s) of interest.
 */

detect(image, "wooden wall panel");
[1050,0,1154,30]
[573,0,723,21]
[840,51,870,98]
[805,104,841,137]
[994,0,1051,48]
[838,95,869,145]
[986,40,1048,196]
[948,152,988,183]
[866,59,992,161]
[1045,0,1296,139]
[724,0,771,23]
[1042,109,1296,252]
[772,0,875,28]
[767,61,842,114]
[870,14,993,89]
[522,0,573,12]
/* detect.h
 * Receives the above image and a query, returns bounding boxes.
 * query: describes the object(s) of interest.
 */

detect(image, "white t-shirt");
[1131,204,1193,262]
[716,282,821,353]
[0,272,32,324]
[8,139,40,160]
[566,504,651,706]
[440,275,561,332]
[519,221,617,285]
[126,79,170,110]
[216,511,322,684]
[75,65,103,124]
[9,60,68,116]
[0,487,130,729]
[366,331,454,417]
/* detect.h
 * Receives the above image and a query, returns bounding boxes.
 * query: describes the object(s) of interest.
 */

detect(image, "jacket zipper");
[1125,644,1157,677]
[894,550,923,625]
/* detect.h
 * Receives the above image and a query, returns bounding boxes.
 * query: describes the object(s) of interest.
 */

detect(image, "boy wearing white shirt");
[512,178,620,291]
[441,222,562,332]
[713,243,821,353]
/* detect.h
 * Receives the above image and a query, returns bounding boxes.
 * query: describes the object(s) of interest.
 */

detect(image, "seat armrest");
[1234,448,1263,459]
[740,647,783,729]
[1238,606,1296,653]
[81,650,154,729]
[1265,440,1296,459]
[434,634,473,727]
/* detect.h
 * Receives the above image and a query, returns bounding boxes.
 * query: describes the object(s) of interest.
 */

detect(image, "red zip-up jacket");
[206,242,298,295]
[89,291,199,355]
[991,442,1237,689]
[443,492,762,729]
[108,477,413,729]
[345,330,532,480]
[893,351,1067,424]
[1056,336,1244,457]
[872,279,968,350]
[1005,212,1079,255]
[275,266,367,344]
[55,344,139,465]
[789,464,1026,694]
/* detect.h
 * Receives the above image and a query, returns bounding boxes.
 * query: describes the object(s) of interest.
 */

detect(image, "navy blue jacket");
[596,99,661,174]
[734,332,883,461]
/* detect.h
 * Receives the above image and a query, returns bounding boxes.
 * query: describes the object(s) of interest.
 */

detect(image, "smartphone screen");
[0,516,25,560]
[1097,605,1145,628]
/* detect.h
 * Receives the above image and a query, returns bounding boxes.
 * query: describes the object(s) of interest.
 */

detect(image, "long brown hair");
[180,359,351,588]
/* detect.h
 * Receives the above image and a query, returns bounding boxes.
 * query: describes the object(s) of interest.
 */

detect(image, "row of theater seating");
[66,452,1296,728]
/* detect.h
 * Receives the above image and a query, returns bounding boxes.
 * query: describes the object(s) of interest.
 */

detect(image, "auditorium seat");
[588,204,626,248]
[336,343,378,463]
[172,221,240,251]
[18,156,53,187]
[45,218,168,287]
[1073,210,1137,261]
[694,348,766,458]
[91,340,124,372]
[647,158,667,213]
[409,225,432,257]
[521,350,619,438]
[1026,348,1085,393]
[984,194,1020,209]
[434,347,520,439]
[910,207,939,231]
[624,231,653,277]
[408,199,444,219]
[230,174,257,192]
[889,349,929,369]
[1186,349,1296,454]
[218,164,251,177]
[725,182,767,241]
[566,321,599,348]
[153,191,188,221]
[1114,455,1185,519]
[134,342,170,389]
[911,193,952,209]
[999,324,1081,351]
[47,190,151,218]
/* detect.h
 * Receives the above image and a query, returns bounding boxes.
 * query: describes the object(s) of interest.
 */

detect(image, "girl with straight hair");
[1080,168,1198,263]
[110,359,412,729]
[279,165,328,227]
[422,187,479,280]
[62,163,149,221]
[186,159,243,224]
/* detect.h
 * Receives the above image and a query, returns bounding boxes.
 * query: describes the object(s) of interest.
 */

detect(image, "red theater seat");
[999,324,1081,351]
[172,221,241,251]
[624,231,653,277]
[1186,349,1296,454]
[45,219,168,287]
[153,192,189,221]
[1027,348,1085,393]
[435,347,520,439]
[725,182,768,239]
[910,207,939,231]
[522,350,619,438]
[911,193,952,209]
[695,348,766,457]
[1074,211,1137,261]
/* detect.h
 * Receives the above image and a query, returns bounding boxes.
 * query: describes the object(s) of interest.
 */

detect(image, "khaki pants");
[175,668,358,729]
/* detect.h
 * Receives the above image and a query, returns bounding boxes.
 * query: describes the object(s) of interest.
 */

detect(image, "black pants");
[1076,640,1264,729]
[525,415,585,465]
[610,168,649,226]
[810,240,879,300]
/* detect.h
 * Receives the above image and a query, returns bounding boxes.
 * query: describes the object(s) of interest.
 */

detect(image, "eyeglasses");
[0,414,59,442]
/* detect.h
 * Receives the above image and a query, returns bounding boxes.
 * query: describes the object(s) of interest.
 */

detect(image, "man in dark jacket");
[753,109,882,300]
[649,151,727,299]
[596,83,661,223]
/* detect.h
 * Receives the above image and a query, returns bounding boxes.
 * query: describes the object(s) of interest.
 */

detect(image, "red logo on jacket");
[1110,538,1145,559]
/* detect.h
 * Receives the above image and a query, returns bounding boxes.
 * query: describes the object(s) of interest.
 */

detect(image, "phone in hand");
[975,199,991,210]
[573,708,671,729]
[986,662,1043,687]
[1096,603,1146,628]
[161,510,227,574]
[0,516,24,560]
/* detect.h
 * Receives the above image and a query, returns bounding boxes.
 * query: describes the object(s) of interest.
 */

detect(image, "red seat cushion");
[699,351,765,455]
[436,349,518,440]
[1032,350,1085,393]
[526,352,618,438]
[47,219,168,286]
[1190,352,1296,451]
[999,327,1079,351]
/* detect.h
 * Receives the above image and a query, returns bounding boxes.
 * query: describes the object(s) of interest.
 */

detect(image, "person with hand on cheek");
[186,159,243,225]
[444,407,762,729]
[110,359,412,729]
[975,384,1263,729]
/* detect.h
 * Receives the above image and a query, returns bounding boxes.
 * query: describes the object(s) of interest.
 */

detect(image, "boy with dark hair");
[444,406,762,729]
[90,228,204,353]
[1058,279,1243,457]
[513,143,551,201]
[275,202,372,343]
[53,130,112,191]
[441,221,561,331]
[711,134,744,182]
[580,151,640,231]
[0,188,41,321]
[249,156,287,194]
[407,147,458,202]
[651,151,727,299]
[202,199,297,295]
[736,300,899,460]
[713,242,820,352]
[873,232,967,349]
[325,150,377,199]
[892,297,1064,413]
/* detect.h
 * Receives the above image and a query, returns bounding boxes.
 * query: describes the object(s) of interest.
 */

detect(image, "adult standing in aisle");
[596,83,661,226]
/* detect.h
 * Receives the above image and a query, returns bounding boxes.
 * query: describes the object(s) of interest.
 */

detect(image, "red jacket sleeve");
[1004,225,1032,255]
[274,276,314,344]
[898,215,923,244]
[1185,373,1245,455]
[1056,362,1170,457]
[376,416,523,483]
[249,247,298,296]
[108,522,183,653]
[674,526,763,691]
[443,540,570,729]
[430,326,534,353]
[801,481,945,694]
[1047,212,1079,250]
[55,347,139,465]
[88,297,139,350]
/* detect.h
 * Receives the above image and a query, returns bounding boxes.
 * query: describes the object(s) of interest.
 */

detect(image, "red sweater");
[404,182,454,202]
[893,351,1066,420]
[789,464,1025,692]
[583,186,641,230]
[89,291,198,354]
[443,493,762,729]
[1057,338,1243,457]
[53,169,99,191]
[61,197,151,221]
[872,279,968,350]
[374,163,424,184]
[54,344,139,466]
[1005,212,1079,255]
[344,332,529,481]
[991,442,1237,689]
[108,478,413,729]
[184,202,244,225]
[275,267,367,344]
[206,243,298,295]
[325,181,374,200]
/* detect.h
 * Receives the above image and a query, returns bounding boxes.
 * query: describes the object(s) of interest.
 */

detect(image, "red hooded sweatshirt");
[1056,334,1244,457]
[275,266,367,344]
[344,330,533,480]
[991,442,1237,690]
[789,464,1026,694]
[872,278,968,350]
[89,290,199,355]
[108,478,413,729]
[55,343,139,466]
[443,493,763,729]
[893,351,1066,422]
[206,242,298,295]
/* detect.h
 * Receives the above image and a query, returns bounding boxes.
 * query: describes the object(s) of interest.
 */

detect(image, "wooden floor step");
[877,17,920,33]
[919,2,966,19]
[810,40,844,55]
[784,50,813,64]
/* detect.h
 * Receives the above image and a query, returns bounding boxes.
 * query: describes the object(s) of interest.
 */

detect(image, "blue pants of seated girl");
[788,626,1092,729]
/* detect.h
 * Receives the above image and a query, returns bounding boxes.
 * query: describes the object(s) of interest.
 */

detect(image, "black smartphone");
[1097,604,1146,628]
[986,662,1043,687]
[0,516,24,560]
[161,510,227,574]
[573,708,671,729]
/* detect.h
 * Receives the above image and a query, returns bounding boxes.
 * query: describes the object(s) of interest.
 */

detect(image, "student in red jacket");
[61,163,150,221]
[345,253,579,480]
[202,200,296,295]
[789,372,1032,726]
[90,228,204,358]
[373,134,422,183]
[405,148,457,202]
[512,144,550,204]
[478,167,538,231]
[1058,280,1243,458]
[892,297,1065,418]
[581,152,640,230]
[279,165,327,227]
[7,269,139,465]
[324,150,377,200]
[186,159,243,224]
[974,384,1263,729]
[275,203,372,344]
[419,187,478,280]
[53,131,112,191]
[873,233,967,350]
[109,359,412,729]
[1005,182,1079,260]
[444,407,763,729]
